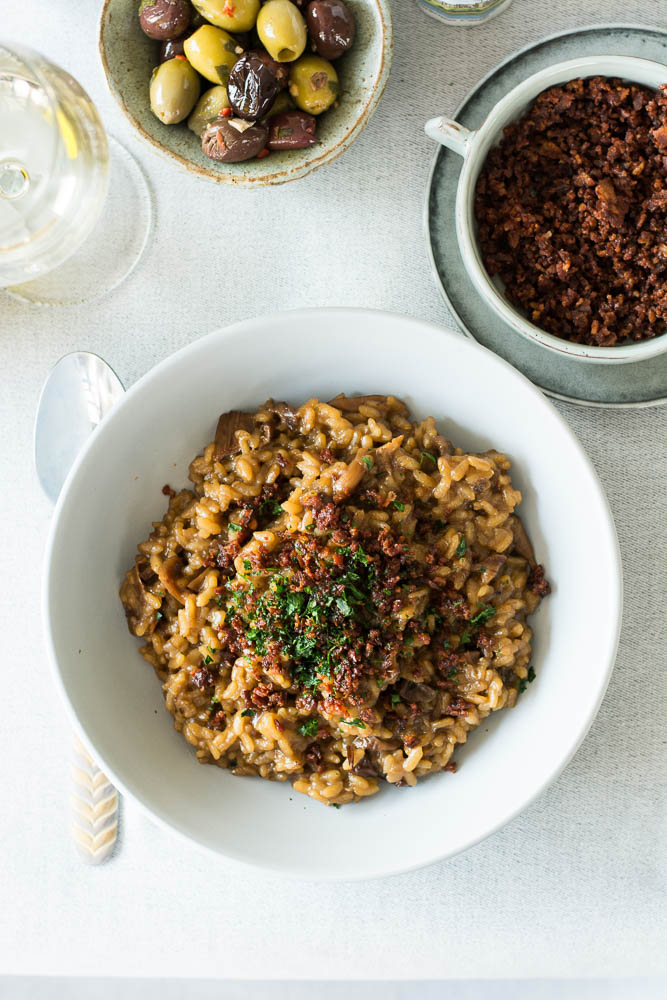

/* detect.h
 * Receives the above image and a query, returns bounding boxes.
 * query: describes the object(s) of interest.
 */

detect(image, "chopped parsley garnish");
[332,803,340,809]
[336,595,352,616]
[429,609,444,629]
[228,521,242,532]
[241,708,253,717]
[393,500,405,511]
[155,610,163,620]
[448,667,458,678]
[362,456,373,471]
[420,450,437,468]
[243,559,252,571]
[456,603,495,649]
[297,718,319,737]
[237,542,380,692]
[204,655,213,665]
[344,717,366,729]
[391,694,401,705]
[470,603,495,627]
[261,498,284,516]
[456,537,467,558]
[517,667,536,695]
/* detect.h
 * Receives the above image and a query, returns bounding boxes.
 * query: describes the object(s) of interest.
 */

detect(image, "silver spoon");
[35,352,125,863]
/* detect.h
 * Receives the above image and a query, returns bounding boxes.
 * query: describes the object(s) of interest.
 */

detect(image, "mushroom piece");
[263,399,299,432]
[433,434,452,458]
[346,746,382,778]
[119,556,159,637]
[374,435,404,468]
[399,681,437,706]
[510,516,536,567]
[362,735,396,754]
[136,554,157,584]
[213,410,256,460]
[480,553,507,582]
[157,555,186,604]
[332,448,369,503]
[328,394,388,411]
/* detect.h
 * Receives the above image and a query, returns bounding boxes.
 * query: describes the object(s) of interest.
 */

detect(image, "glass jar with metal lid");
[416,0,513,26]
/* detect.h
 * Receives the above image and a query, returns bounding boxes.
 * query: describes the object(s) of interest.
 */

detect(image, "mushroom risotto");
[120,394,550,806]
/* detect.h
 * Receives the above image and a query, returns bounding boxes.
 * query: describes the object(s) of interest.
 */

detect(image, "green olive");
[288,54,338,115]
[183,24,241,85]
[256,0,307,63]
[262,89,294,120]
[187,85,231,135]
[192,0,260,33]
[149,57,201,124]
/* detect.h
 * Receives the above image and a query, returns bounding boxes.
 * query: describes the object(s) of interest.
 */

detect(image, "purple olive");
[201,117,269,162]
[306,0,355,60]
[227,52,279,121]
[268,110,316,150]
[139,0,191,41]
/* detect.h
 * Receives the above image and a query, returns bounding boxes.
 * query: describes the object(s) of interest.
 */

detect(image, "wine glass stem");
[0,158,30,199]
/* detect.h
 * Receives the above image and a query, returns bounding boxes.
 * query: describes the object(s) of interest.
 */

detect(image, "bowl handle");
[424,116,474,157]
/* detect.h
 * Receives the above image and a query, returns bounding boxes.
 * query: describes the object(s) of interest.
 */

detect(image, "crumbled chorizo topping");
[476,77,667,346]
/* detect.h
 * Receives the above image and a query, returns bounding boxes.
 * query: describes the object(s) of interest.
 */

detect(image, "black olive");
[159,35,186,61]
[227,52,279,121]
[306,0,355,60]
[248,49,289,91]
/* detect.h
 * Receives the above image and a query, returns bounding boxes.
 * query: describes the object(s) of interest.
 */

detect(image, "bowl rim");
[453,53,667,364]
[42,308,623,880]
[98,0,393,187]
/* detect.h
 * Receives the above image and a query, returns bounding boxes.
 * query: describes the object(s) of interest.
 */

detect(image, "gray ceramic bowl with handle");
[99,0,392,186]
[425,55,667,364]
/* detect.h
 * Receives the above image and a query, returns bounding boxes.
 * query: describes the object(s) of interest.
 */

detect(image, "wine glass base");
[6,135,152,306]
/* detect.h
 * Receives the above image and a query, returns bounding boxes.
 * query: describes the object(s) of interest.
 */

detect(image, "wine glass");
[0,40,152,306]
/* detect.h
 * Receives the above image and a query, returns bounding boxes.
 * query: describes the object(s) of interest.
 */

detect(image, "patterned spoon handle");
[70,738,119,864]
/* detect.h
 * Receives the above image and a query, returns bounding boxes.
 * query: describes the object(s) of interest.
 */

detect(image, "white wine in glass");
[0,41,151,305]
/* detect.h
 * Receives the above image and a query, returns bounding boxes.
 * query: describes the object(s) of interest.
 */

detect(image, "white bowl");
[43,309,622,879]
[425,55,667,364]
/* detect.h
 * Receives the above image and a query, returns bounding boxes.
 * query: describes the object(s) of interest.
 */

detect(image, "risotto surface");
[120,395,549,806]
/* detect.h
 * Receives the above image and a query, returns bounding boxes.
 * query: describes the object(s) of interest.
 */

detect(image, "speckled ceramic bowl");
[99,0,392,186]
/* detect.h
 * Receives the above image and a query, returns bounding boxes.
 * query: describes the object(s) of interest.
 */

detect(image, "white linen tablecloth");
[1,0,665,980]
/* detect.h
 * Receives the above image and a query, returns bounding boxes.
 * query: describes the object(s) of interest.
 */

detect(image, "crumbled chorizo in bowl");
[475,77,667,347]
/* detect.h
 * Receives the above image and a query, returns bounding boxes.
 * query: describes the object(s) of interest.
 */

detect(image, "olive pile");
[139,0,356,163]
